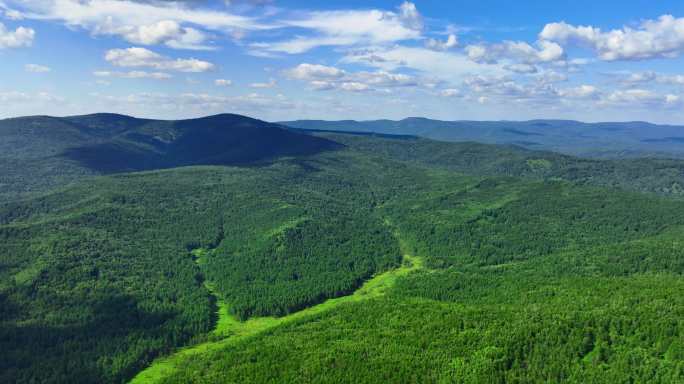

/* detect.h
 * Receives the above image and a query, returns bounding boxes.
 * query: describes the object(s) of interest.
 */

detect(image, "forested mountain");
[282,118,684,159]
[0,113,338,201]
[2,113,684,383]
[4,113,684,202]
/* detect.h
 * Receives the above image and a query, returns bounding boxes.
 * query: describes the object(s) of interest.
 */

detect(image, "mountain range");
[282,118,684,159]
[2,112,684,383]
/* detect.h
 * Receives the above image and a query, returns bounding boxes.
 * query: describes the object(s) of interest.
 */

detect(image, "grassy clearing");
[129,228,422,384]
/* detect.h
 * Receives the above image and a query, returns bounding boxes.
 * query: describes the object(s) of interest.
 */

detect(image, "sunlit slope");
[2,117,684,383]
[155,174,684,384]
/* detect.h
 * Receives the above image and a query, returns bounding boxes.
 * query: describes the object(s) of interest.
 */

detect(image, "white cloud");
[659,74,684,85]
[0,91,62,103]
[0,22,33,48]
[25,63,51,73]
[440,88,461,97]
[250,79,277,88]
[108,20,213,50]
[665,94,681,104]
[535,70,568,84]
[3,8,23,20]
[104,47,215,72]
[541,15,684,61]
[93,70,172,79]
[614,71,684,86]
[353,71,417,87]
[397,1,423,30]
[558,85,598,99]
[339,82,370,92]
[465,40,564,64]
[343,45,503,83]
[426,34,458,51]
[284,62,420,92]
[215,79,233,86]
[309,80,335,91]
[464,74,592,106]
[284,63,346,80]
[7,0,269,49]
[93,91,297,114]
[603,89,679,107]
[620,71,658,84]
[504,63,538,74]
[253,2,423,54]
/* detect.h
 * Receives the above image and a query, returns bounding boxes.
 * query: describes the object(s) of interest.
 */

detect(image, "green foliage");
[159,276,684,384]
[0,114,337,201]
[0,151,405,383]
[3,114,684,384]
[319,132,684,196]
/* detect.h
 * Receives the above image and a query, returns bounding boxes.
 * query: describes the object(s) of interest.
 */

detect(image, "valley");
[132,228,424,384]
[1,113,683,383]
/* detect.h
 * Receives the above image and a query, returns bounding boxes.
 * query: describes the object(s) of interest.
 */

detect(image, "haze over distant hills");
[282,118,684,159]
[3,112,684,204]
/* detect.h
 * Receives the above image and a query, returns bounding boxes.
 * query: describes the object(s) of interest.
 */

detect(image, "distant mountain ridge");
[281,118,684,159]
[4,112,684,203]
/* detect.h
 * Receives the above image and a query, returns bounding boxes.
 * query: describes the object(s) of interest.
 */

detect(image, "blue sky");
[3,1,684,123]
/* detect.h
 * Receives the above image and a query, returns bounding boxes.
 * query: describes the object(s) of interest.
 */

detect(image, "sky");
[3,1,684,123]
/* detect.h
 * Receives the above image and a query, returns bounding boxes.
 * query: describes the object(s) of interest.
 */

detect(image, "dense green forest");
[1,113,684,383]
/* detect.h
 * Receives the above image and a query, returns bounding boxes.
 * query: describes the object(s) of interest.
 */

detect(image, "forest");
[1,114,684,383]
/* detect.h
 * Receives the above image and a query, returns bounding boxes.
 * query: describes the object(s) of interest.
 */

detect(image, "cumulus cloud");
[104,47,214,72]
[465,40,564,64]
[604,89,676,106]
[397,1,423,30]
[343,46,503,83]
[558,85,599,99]
[0,22,33,48]
[339,82,370,92]
[463,73,602,107]
[6,0,268,50]
[534,70,568,84]
[284,62,421,92]
[284,63,346,80]
[613,71,684,86]
[504,63,538,74]
[621,71,658,84]
[107,20,213,50]
[93,70,172,79]
[25,64,51,73]
[425,34,458,51]
[252,2,423,54]
[541,15,684,61]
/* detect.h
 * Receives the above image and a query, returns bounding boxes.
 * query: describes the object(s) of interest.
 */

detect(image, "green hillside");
[0,113,338,201]
[1,114,684,383]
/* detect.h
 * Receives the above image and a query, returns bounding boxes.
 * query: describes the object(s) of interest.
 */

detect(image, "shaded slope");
[61,114,342,173]
[0,113,340,200]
